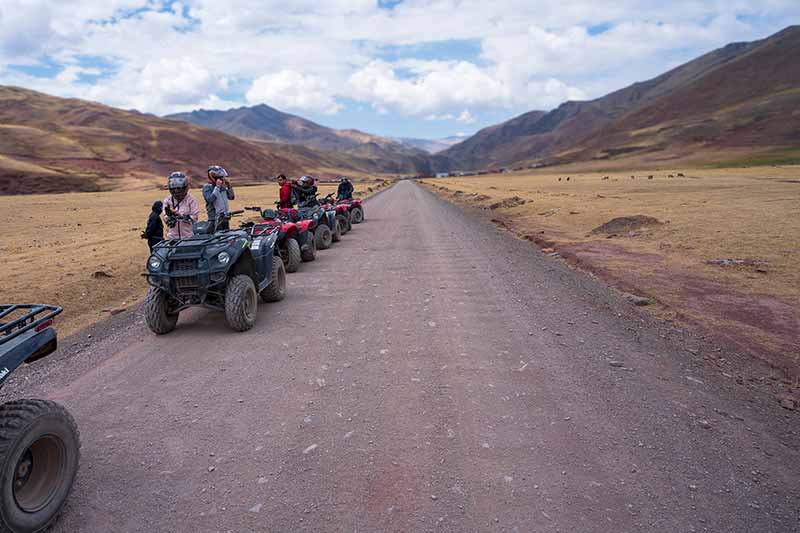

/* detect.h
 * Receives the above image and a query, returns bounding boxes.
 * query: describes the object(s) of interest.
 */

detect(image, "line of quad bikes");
[0,193,364,532]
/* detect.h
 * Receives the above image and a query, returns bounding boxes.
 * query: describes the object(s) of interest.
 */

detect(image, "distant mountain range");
[166,105,445,174]
[395,136,465,154]
[442,25,800,169]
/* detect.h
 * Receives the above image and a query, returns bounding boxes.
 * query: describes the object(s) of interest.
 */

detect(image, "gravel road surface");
[7,180,799,532]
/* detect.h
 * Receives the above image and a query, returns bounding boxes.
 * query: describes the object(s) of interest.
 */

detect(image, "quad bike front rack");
[0,304,63,346]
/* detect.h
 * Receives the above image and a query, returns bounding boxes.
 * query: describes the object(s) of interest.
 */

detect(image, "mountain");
[167,104,439,174]
[443,25,800,169]
[0,86,306,195]
[397,136,465,154]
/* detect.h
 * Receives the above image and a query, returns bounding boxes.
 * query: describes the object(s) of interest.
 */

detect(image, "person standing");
[163,172,200,240]
[202,165,235,232]
[142,200,164,251]
[277,174,294,208]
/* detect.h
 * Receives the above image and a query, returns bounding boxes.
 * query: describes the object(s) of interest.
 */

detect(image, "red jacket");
[279,183,293,208]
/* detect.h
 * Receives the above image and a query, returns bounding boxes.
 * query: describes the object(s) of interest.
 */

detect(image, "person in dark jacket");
[293,175,319,208]
[142,200,164,251]
[337,176,354,200]
[277,174,294,208]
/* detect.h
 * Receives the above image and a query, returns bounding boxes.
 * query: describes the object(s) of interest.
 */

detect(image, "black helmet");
[339,176,349,183]
[208,165,228,179]
[168,171,188,200]
[299,175,314,187]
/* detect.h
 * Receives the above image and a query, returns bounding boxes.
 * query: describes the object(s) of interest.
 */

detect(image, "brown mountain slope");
[443,25,800,169]
[167,104,440,175]
[0,86,304,195]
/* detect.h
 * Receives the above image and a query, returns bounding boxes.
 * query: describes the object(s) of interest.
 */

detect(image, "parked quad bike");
[335,197,364,224]
[243,206,316,271]
[144,221,286,334]
[320,194,352,235]
[0,304,79,533]
[288,205,338,251]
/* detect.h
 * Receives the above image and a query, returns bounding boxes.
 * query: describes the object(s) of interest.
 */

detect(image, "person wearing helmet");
[203,165,236,232]
[293,175,319,208]
[337,176,354,201]
[276,174,294,209]
[162,172,200,240]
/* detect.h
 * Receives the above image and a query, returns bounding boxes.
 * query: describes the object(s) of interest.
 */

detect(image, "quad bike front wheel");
[144,287,179,334]
[0,399,79,533]
[260,256,287,303]
[351,207,364,224]
[225,274,257,332]
[336,214,350,236]
[283,238,302,273]
[314,225,332,250]
[301,234,316,262]
[331,218,342,243]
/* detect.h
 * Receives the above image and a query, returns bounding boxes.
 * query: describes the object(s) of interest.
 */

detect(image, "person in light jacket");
[202,165,235,232]
[162,172,199,240]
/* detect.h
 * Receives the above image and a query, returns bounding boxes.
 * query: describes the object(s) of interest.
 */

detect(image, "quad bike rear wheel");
[331,218,342,243]
[0,399,79,533]
[314,225,332,250]
[144,287,179,334]
[283,238,302,273]
[301,234,316,262]
[260,256,287,303]
[351,207,364,224]
[225,274,257,332]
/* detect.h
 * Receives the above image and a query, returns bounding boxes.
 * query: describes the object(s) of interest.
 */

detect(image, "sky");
[0,1,798,140]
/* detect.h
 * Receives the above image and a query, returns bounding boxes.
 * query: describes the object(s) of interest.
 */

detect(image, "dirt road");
[8,180,799,532]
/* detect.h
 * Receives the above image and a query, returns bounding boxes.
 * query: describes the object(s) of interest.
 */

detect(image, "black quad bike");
[144,221,286,334]
[0,304,79,533]
[243,207,316,272]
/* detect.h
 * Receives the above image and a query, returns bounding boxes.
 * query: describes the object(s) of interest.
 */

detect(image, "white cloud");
[0,0,797,123]
[246,70,342,115]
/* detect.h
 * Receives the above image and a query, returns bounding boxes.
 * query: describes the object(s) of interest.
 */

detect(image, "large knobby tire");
[0,399,79,533]
[336,214,349,236]
[260,256,286,303]
[283,238,301,273]
[314,225,332,250]
[300,234,316,262]
[351,206,364,224]
[144,287,178,334]
[224,274,257,332]
[331,217,342,243]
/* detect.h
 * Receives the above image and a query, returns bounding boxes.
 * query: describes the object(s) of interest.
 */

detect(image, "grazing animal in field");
[648,175,654,180]
[558,177,562,182]
[566,177,570,181]
[677,172,685,177]
[668,174,674,178]
[602,176,609,180]
[631,175,635,179]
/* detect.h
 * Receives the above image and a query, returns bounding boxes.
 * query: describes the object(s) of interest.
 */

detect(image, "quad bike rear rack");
[0,305,63,347]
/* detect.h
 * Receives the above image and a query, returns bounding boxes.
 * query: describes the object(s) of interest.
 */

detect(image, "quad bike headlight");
[216,251,231,265]
[147,256,162,271]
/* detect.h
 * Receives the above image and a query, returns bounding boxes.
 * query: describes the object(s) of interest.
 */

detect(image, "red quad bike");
[320,194,352,235]
[337,197,365,225]
[244,207,316,272]
[285,205,338,251]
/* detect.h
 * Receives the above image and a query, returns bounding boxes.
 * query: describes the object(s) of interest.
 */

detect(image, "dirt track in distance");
[5,180,798,532]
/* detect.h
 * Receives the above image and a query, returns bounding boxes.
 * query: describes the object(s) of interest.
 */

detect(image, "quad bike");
[289,204,338,251]
[144,220,286,333]
[0,304,79,533]
[320,194,352,235]
[243,207,316,272]
[335,197,364,224]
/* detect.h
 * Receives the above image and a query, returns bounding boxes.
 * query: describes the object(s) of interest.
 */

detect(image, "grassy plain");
[422,166,800,376]
[3,178,388,336]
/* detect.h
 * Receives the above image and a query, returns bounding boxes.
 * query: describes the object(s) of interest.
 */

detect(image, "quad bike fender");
[229,249,258,288]
[0,327,57,386]
[296,220,314,232]
[249,231,279,292]
[281,223,298,239]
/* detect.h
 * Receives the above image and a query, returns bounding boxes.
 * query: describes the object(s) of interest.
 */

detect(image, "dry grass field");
[422,166,800,376]
[2,178,389,336]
